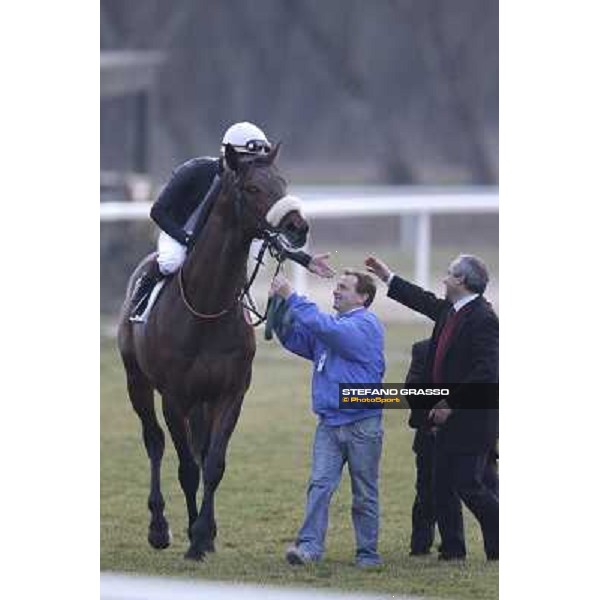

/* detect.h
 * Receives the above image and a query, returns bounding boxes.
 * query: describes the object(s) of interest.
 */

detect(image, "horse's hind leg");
[161,396,201,542]
[185,396,244,561]
[123,359,171,549]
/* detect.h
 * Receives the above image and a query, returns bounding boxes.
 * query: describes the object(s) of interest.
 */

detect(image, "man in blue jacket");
[270,270,385,567]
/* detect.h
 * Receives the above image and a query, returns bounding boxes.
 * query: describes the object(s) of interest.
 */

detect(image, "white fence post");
[414,212,431,289]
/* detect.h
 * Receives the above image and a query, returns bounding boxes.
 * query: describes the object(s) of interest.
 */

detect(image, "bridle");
[178,166,299,325]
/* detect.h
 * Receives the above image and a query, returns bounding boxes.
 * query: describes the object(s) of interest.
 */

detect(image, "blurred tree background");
[100,0,498,317]
[101,0,498,185]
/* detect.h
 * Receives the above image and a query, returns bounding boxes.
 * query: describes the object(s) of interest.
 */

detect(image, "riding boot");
[130,260,163,321]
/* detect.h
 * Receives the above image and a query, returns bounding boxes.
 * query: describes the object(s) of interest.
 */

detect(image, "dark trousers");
[484,450,499,500]
[434,443,499,559]
[410,429,436,554]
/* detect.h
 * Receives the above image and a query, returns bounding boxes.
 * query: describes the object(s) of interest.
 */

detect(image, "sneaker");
[356,558,383,569]
[285,545,315,566]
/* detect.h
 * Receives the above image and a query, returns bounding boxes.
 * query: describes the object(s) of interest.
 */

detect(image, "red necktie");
[432,308,459,384]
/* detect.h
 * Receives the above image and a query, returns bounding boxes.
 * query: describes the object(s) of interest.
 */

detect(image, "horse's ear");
[224,143,240,172]
[267,141,281,164]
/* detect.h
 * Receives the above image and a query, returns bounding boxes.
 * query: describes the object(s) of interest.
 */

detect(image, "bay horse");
[117,143,308,560]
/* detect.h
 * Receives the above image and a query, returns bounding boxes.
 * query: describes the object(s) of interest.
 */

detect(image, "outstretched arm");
[285,294,377,361]
[365,255,448,321]
[269,293,315,360]
[279,247,336,279]
[269,274,378,362]
[274,315,315,360]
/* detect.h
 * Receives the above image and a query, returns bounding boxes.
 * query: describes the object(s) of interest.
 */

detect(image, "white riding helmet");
[221,121,271,155]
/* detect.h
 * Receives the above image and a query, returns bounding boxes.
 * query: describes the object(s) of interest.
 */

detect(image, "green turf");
[101,321,498,599]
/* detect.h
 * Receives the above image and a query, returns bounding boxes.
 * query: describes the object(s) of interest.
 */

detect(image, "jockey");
[130,121,333,320]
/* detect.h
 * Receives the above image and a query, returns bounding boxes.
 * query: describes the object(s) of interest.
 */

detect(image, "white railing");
[100,572,404,599]
[100,186,498,291]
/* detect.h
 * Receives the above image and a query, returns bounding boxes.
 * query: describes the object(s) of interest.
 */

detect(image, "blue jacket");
[275,293,385,426]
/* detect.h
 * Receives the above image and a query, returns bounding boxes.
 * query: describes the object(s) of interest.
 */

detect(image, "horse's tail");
[186,403,210,467]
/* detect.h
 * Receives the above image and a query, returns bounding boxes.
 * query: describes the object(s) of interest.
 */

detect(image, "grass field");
[101,321,498,600]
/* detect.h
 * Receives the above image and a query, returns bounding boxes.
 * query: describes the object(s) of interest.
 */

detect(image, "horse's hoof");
[184,537,215,560]
[148,526,172,550]
[184,546,205,561]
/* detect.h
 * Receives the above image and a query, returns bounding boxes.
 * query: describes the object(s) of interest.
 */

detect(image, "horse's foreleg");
[185,395,244,561]
[162,396,201,541]
[124,360,171,549]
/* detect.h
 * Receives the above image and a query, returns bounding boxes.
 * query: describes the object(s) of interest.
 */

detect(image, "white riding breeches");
[157,232,187,275]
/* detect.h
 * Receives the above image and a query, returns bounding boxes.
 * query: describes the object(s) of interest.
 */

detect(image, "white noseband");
[265,195,305,227]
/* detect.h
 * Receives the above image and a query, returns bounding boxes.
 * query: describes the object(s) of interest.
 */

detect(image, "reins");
[178,233,287,324]
[241,238,287,326]
[178,268,233,319]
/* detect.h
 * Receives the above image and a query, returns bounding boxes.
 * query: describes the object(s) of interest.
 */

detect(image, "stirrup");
[129,284,152,322]
[129,302,150,323]
[129,279,166,323]
[129,268,157,321]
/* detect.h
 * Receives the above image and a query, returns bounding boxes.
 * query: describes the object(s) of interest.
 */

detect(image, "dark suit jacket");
[389,275,499,454]
[405,339,432,430]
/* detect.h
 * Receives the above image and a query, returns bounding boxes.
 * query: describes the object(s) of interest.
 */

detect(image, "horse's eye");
[245,185,260,194]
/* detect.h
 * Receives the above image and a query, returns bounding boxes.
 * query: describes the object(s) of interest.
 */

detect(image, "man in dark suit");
[366,254,499,561]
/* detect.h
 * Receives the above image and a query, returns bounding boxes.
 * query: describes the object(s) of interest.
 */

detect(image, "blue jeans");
[296,415,383,564]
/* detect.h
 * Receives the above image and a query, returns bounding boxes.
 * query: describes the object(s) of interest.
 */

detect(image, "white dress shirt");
[453,293,479,313]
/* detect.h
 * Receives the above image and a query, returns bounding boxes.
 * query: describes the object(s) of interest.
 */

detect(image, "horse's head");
[223,143,309,249]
